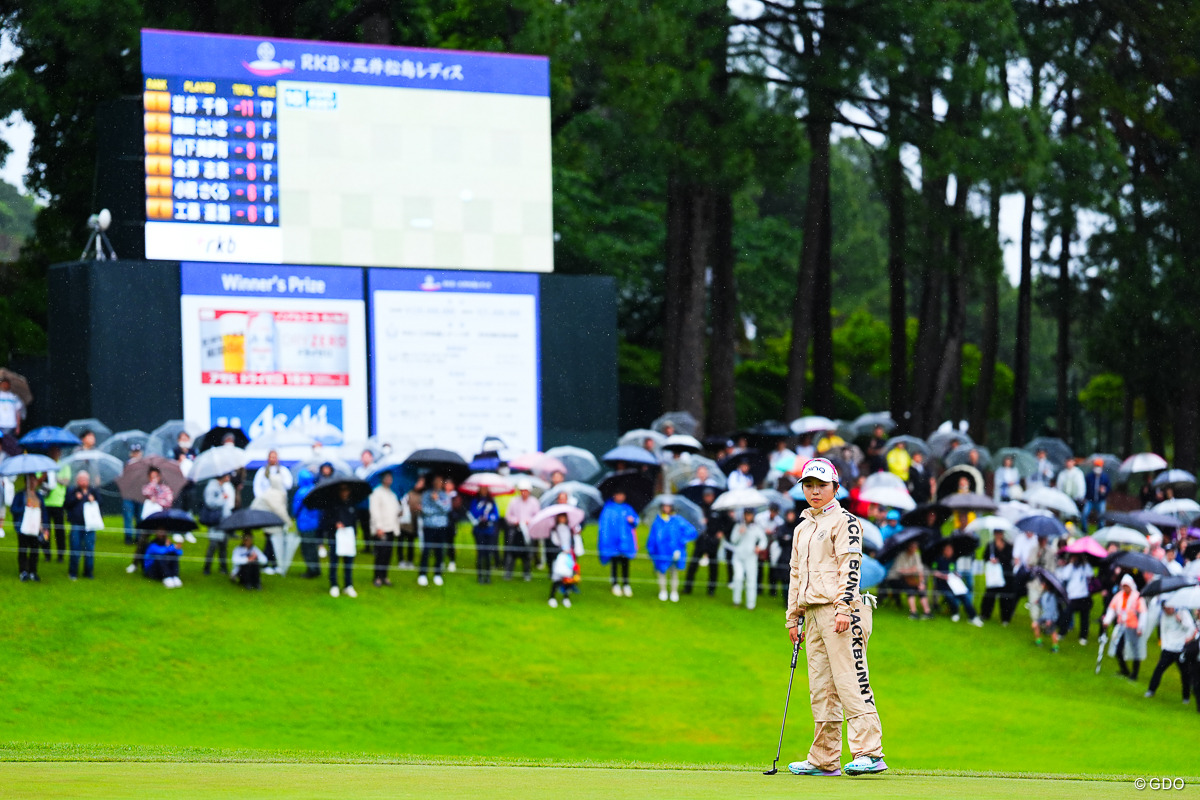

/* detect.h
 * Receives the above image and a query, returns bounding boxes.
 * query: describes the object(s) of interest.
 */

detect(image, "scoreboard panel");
[142,29,552,272]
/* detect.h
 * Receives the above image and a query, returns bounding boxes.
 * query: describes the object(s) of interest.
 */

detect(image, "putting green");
[0,762,1140,800]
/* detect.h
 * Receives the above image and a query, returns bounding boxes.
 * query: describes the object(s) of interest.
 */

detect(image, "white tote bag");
[984,560,1006,588]
[20,505,42,535]
[334,526,357,558]
[83,501,105,532]
[946,573,969,597]
[141,500,163,519]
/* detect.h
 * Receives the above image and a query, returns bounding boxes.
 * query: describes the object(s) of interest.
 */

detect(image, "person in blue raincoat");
[293,465,328,579]
[598,490,639,597]
[646,499,697,603]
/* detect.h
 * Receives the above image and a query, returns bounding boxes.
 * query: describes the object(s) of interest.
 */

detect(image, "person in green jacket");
[41,446,72,563]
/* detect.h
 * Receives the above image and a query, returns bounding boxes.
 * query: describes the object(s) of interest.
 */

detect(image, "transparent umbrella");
[651,411,699,437]
[146,420,206,458]
[99,430,151,463]
[545,445,601,482]
[61,450,124,486]
[65,418,113,446]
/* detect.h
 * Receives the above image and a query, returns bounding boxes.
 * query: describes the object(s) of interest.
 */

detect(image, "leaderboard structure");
[130,29,566,459]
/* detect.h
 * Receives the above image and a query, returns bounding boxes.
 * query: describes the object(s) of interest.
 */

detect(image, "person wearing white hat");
[786,458,886,777]
[1103,574,1147,680]
[504,478,540,581]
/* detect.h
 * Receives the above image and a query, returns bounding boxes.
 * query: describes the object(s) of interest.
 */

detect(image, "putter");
[764,635,803,775]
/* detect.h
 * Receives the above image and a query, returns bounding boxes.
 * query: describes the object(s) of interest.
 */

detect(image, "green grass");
[0,516,1193,783]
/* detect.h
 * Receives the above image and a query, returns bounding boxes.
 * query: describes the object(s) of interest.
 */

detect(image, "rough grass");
[0,516,1192,781]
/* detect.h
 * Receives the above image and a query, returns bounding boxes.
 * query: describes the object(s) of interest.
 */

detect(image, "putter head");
[763,767,778,775]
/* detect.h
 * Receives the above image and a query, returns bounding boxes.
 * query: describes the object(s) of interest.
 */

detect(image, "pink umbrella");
[528,503,585,540]
[459,472,515,496]
[508,452,569,481]
[1064,535,1108,560]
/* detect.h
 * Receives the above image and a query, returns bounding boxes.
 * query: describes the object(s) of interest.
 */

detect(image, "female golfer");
[785,458,887,777]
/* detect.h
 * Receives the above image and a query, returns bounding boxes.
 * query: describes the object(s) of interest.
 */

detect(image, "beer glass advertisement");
[180,261,368,451]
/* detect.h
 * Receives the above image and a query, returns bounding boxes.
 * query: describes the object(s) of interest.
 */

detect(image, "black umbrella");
[1030,566,1068,602]
[1130,510,1184,530]
[740,420,793,450]
[717,450,771,485]
[877,526,937,564]
[1141,575,1197,598]
[138,509,198,533]
[901,503,952,529]
[936,465,985,499]
[302,476,372,510]
[679,483,724,508]
[402,448,470,484]
[941,492,998,512]
[596,469,655,513]
[1107,550,1172,576]
[922,532,980,563]
[198,426,249,452]
[218,508,287,532]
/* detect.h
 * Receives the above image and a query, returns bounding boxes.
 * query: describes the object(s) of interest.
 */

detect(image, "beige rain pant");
[804,601,884,770]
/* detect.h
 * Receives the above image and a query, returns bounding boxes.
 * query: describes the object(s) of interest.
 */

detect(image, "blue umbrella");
[602,445,660,468]
[1016,514,1068,540]
[0,453,59,476]
[19,426,82,449]
[860,556,887,590]
[363,455,417,497]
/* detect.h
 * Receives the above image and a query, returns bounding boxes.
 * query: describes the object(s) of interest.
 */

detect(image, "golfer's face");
[801,479,835,507]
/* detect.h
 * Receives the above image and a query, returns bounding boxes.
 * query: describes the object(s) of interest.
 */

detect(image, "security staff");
[785,458,887,777]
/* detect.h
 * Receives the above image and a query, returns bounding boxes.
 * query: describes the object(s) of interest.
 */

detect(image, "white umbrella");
[1093,525,1149,549]
[857,517,884,552]
[1152,498,1200,524]
[965,515,1018,536]
[995,501,1051,524]
[1024,486,1081,519]
[459,472,515,496]
[190,445,250,483]
[661,434,704,454]
[858,486,917,511]
[0,453,59,476]
[790,416,837,435]
[863,472,907,492]
[1120,452,1169,475]
[711,488,769,511]
[1164,586,1200,610]
[245,428,319,466]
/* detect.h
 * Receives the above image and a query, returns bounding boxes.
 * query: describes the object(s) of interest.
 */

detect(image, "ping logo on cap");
[800,458,840,484]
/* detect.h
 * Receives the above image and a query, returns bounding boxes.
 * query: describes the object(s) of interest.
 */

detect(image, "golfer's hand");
[789,626,804,645]
[834,613,851,633]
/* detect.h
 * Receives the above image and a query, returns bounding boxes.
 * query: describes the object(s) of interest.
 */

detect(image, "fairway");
[1,519,1194,785]
[0,759,1144,799]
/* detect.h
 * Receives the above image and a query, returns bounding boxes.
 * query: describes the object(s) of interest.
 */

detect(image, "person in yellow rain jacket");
[785,458,887,778]
[886,441,910,482]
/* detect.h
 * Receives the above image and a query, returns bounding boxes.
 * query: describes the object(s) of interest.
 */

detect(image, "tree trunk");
[909,171,947,437]
[661,178,712,424]
[885,144,909,433]
[1010,190,1035,445]
[709,192,738,433]
[1146,391,1167,457]
[1176,376,1200,472]
[1121,383,1134,457]
[811,184,835,416]
[971,186,1002,444]
[662,175,686,412]
[931,177,972,431]
[784,109,832,421]
[1056,89,1076,441]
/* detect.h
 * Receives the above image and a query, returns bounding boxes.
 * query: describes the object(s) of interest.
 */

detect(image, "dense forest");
[0,0,1195,465]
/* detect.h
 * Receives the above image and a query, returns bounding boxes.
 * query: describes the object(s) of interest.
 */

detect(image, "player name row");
[150,137,277,161]
[146,158,278,182]
[150,181,277,205]
[148,200,277,226]
[146,116,277,140]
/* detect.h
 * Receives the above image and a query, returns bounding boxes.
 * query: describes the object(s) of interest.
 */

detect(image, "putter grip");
[790,639,801,669]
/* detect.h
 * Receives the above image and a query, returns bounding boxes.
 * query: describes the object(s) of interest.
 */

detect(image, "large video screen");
[180,261,369,459]
[142,29,552,272]
[369,268,540,458]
